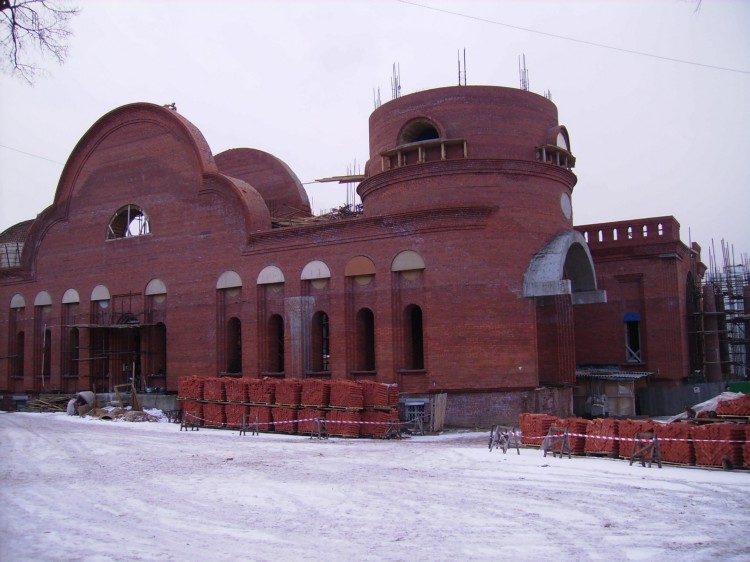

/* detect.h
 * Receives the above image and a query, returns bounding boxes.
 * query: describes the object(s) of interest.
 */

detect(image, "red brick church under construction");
[0,84,728,426]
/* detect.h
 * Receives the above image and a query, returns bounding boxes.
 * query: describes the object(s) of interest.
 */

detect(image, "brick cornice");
[244,206,493,254]
[358,158,577,200]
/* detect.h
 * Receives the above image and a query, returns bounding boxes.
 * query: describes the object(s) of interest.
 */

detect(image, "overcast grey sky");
[1,0,748,261]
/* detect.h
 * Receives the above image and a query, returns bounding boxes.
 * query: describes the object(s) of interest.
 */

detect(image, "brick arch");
[54,102,218,209]
[523,230,606,304]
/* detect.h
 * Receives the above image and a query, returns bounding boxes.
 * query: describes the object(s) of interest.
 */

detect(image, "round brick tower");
[359,85,577,245]
[357,85,600,406]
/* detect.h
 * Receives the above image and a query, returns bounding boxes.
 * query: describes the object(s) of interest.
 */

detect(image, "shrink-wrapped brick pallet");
[249,378,276,404]
[361,381,392,408]
[248,405,273,431]
[225,404,249,429]
[297,408,326,434]
[361,409,399,437]
[327,409,361,437]
[693,423,745,468]
[275,379,302,406]
[178,376,204,400]
[203,403,226,428]
[617,419,656,459]
[203,377,226,401]
[224,378,249,402]
[518,413,558,446]
[329,380,364,409]
[584,417,619,456]
[301,379,330,407]
[716,393,750,416]
[180,400,203,426]
[654,423,695,465]
[273,407,298,433]
[558,417,589,455]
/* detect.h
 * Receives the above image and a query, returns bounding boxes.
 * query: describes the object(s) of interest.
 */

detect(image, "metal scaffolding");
[701,239,749,380]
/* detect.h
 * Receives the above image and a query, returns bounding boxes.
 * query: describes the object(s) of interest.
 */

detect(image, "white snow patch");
[1,412,749,562]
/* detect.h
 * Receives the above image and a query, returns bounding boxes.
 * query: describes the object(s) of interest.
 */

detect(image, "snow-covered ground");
[1,412,749,562]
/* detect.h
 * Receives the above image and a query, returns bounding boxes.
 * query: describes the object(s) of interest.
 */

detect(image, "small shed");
[574,367,651,418]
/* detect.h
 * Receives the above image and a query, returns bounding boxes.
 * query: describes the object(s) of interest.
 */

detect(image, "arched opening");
[107,204,151,239]
[152,322,167,381]
[268,314,284,373]
[227,317,242,374]
[563,243,597,293]
[310,311,330,373]
[14,331,25,378]
[356,308,375,371]
[42,327,51,382]
[404,304,424,370]
[68,327,80,379]
[399,119,440,144]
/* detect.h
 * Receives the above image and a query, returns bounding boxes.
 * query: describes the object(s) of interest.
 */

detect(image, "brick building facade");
[0,85,714,425]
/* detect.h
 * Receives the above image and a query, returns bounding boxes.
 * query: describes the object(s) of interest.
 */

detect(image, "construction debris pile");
[22,395,73,413]
[178,376,399,437]
[519,391,750,469]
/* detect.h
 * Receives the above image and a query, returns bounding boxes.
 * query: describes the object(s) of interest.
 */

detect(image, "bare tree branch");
[1,0,79,84]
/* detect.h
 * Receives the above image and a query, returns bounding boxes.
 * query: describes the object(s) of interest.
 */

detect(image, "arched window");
[268,314,284,373]
[310,311,330,372]
[226,317,242,374]
[14,331,25,379]
[624,312,642,363]
[399,118,440,144]
[391,250,425,281]
[152,322,167,379]
[404,304,424,370]
[68,327,80,379]
[107,204,151,239]
[356,308,375,371]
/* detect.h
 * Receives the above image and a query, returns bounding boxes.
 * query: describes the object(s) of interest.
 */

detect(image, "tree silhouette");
[0,0,79,84]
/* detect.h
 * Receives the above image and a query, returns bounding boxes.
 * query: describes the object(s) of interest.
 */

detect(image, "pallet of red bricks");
[716,393,750,416]
[518,413,558,446]
[518,411,748,469]
[654,423,695,465]
[178,376,204,425]
[177,376,398,437]
[584,417,619,457]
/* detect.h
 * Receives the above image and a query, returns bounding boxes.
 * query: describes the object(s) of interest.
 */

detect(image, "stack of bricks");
[298,379,330,434]
[617,419,656,459]
[327,409,362,437]
[693,423,745,468]
[557,417,589,455]
[654,422,695,465]
[584,417,619,456]
[297,408,326,434]
[177,376,401,438]
[248,378,275,431]
[361,409,399,437]
[361,380,396,408]
[178,376,204,426]
[272,407,298,433]
[301,379,330,407]
[329,380,365,409]
[275,379,302,407]
[518,413,558,446]
[248,405,273,431]
[202,377,227,428]
[224,378,249,429]
[716,393,750,416]
[249,378,276,404]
